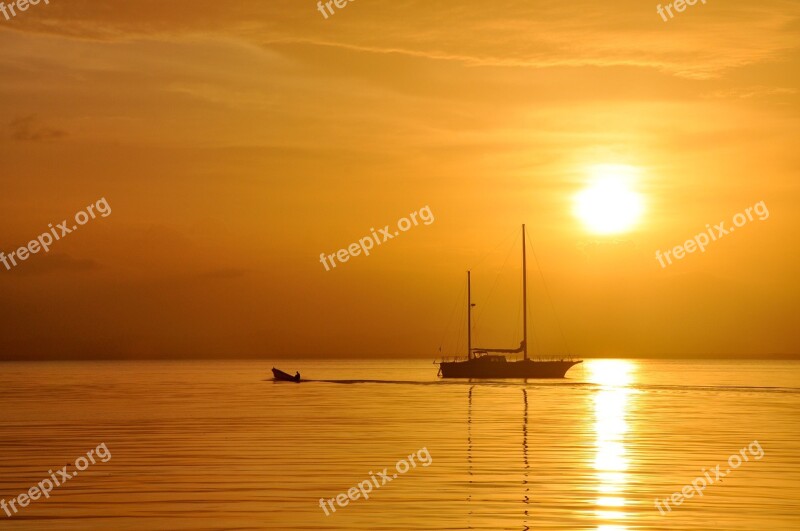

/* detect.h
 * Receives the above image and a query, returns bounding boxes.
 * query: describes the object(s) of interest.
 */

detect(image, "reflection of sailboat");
[522,388,529,531]
[464,385,531,531]
[440,225,582,378]
[467,386,473,527]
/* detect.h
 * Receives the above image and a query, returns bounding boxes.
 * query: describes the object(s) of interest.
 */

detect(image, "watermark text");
[1,197,111,272]
[1,443,111,518]
[656,200,768,268]
[319,447,432,515]
[319,205,434,271]
[655,440,764,515]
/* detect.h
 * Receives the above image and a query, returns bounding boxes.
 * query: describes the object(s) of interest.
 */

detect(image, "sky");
[0,0,798,360]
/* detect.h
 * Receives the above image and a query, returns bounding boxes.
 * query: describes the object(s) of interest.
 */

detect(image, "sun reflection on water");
[588,360,636,530]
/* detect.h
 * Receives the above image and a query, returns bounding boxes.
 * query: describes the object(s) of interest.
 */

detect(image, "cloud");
[9,115,68,142]
[705,86,799,100]
[201,268,250,279]
[4,0,799,79]
[2,253,100,276]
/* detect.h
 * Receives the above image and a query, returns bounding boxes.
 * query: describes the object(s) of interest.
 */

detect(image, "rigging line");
[474,229,519,329]
[453,309,464,360]
[514,266,541,361]
[467,225,518,277]
[514,244,539,360]
[438,279,466,353]
[521,281,543,360]
[471,309,479,348]
[512,287,520,353]
[454,289,466,359]
[527,235,573,357]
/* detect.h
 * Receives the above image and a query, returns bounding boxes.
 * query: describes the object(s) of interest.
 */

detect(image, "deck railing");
[436,354,579,363]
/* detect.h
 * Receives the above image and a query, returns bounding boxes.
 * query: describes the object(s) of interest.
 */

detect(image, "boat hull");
[272,368,300,382]
[440,358,581,379]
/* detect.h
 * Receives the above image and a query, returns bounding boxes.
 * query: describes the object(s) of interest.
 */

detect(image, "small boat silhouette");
[272,367,301,382]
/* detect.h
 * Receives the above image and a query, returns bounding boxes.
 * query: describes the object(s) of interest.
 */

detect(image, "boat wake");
[263,378,800,393]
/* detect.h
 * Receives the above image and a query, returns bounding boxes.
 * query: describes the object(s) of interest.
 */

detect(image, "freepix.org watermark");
[1,443,111,518]
[316,0,355,20]
[656,0,707,22]
[654,440,764,515]
[319,205,434,271]
[1,197,111,272]
[319,447,432,516]
[0,0,51,22]
[655,200,768,268]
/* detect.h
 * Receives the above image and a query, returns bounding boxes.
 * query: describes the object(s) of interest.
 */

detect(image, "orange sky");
[0,1,798,360]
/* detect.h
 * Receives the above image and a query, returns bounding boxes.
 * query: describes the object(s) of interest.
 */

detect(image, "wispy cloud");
[8,115,68,142]
[3,253,99,276]
[201,268,250,280]
[4,0,799,79]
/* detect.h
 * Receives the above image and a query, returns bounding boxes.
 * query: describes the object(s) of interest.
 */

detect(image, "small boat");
[272,367,301,382]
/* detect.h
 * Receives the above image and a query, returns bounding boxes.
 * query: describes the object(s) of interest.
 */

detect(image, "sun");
[574,165,645,234]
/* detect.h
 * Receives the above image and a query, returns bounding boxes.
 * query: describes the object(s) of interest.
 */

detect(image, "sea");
[0,359,798,530]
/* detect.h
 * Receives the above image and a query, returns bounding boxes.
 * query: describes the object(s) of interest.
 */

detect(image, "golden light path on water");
[588,359,636,531]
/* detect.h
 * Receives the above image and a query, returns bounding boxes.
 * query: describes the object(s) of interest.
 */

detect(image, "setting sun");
[574,165,645,234]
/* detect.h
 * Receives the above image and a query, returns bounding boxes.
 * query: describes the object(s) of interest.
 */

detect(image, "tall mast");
[522,225,528,361]
[467,270,472,360]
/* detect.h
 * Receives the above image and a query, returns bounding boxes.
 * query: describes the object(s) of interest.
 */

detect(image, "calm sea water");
[0,359,798,530]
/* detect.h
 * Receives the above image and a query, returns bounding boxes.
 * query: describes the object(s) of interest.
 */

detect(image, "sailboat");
[438,224,582,379]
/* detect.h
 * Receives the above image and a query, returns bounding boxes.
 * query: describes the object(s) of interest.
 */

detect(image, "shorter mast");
[467,270,472,360]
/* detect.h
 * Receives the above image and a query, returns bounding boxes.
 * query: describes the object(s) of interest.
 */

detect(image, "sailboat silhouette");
[439,225,582,378]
